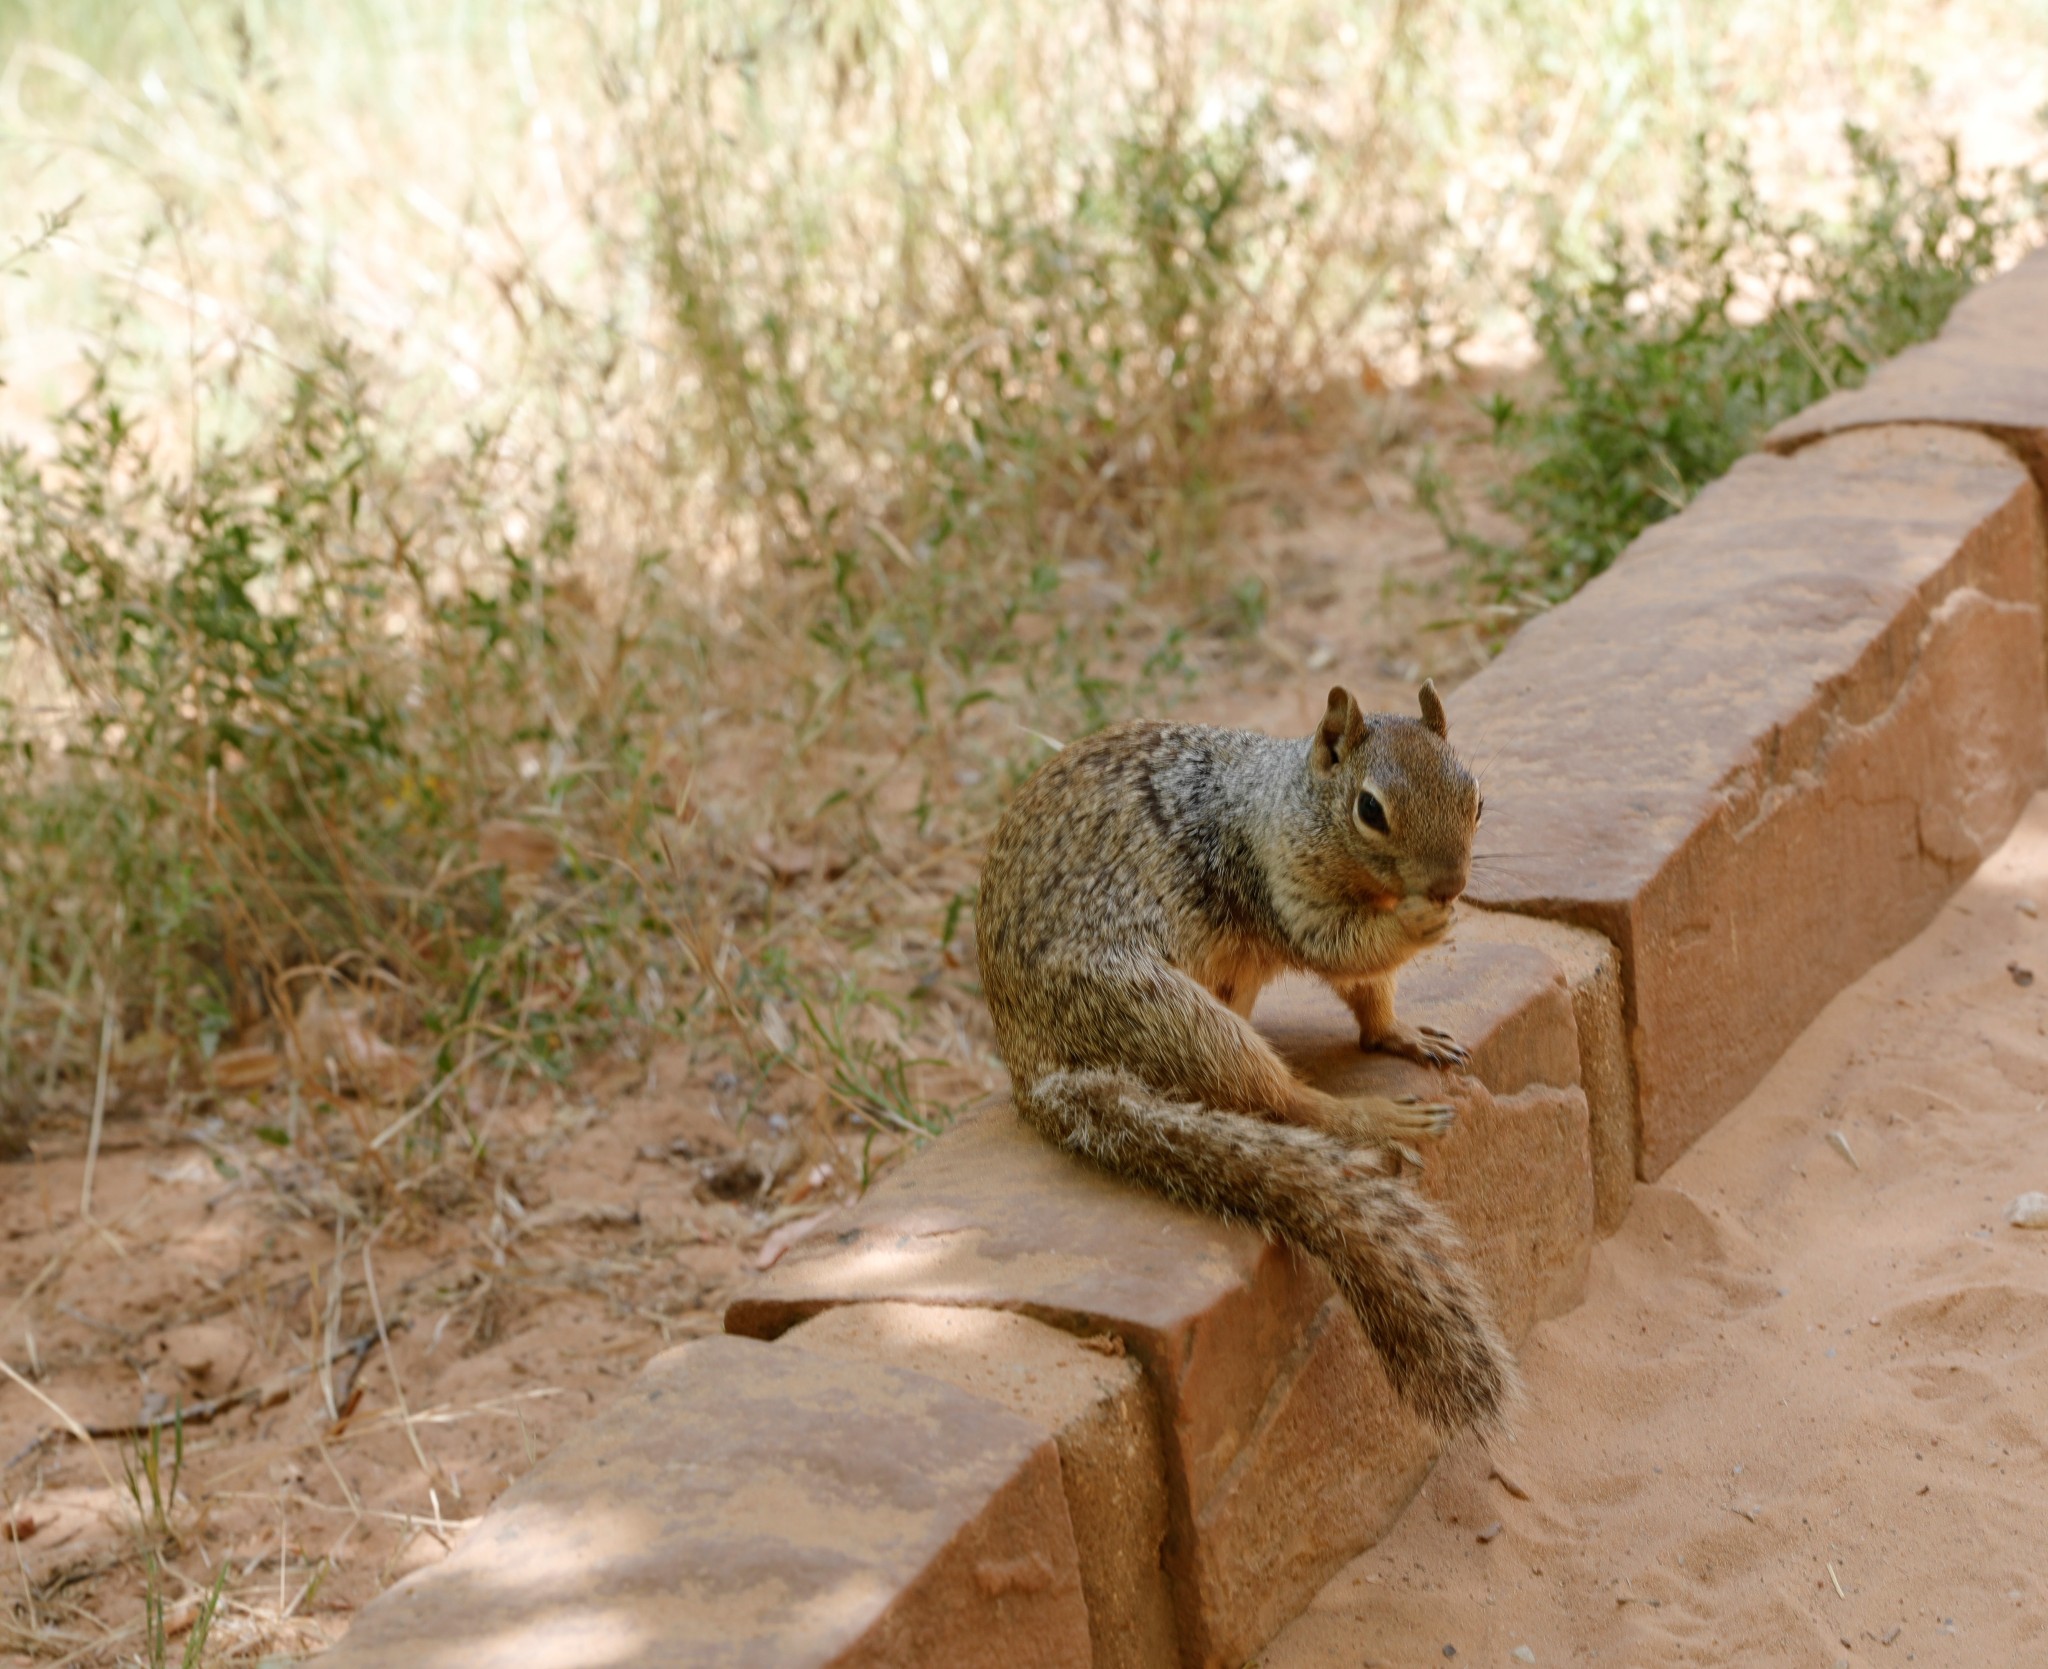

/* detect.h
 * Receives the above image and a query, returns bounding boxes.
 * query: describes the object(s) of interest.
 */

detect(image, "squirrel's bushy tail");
[1019,1067,1516,1435]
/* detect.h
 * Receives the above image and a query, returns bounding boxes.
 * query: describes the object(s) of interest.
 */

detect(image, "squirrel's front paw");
[1362,1020,1471,1069]
[1341,1093,1455,1146]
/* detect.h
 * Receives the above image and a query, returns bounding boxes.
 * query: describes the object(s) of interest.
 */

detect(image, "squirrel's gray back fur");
[977,697,1514,1434]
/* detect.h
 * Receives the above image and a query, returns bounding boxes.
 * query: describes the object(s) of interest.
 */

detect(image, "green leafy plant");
[1448,130,2046,611]
[0,344,668,1122]
[142,1551,226,1669]
[122,1415,186,1552]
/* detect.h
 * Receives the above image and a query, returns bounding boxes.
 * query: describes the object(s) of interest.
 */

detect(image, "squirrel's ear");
[1418,679,1449,740]
[1312,686,1367,775]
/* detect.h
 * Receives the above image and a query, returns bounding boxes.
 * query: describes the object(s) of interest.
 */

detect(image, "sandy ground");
[1266,794,2048,1669]
[0,1052,758,1663]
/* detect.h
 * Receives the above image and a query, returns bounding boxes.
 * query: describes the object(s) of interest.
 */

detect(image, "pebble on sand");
[2006,1191,2048,1228]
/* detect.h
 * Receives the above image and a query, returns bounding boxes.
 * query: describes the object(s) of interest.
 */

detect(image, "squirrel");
[975,682,1514,1433]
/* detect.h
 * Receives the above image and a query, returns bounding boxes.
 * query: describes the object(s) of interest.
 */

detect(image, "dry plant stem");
[77,979,117,1222]
[7,1487,38,1639]
[70,1330,383,1440]
[360,1241,433,1486]
[0,1358,119,1497]
[46,1616,148,1669]
[313,1434,364,1521]
[370,1042,501,1153]
[0,918,28,1056]
[39,950,87,1100]
[318,1222,348,1423]
[0,1196,149,1336]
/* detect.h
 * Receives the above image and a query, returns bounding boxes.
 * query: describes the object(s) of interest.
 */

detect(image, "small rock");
[1441,1648,1457,1661]
[1513,1649,1537,1665]
[2009,962,2035,987]
[2018,898,2039,918]
[1476,1521,1504,1543]
[2007,1192,2048,1229]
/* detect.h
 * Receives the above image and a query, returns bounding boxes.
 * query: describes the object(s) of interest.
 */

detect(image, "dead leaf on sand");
[519,1199,642,1235]
[210,1045,285,1093]
[480,819,562,877]
[292,986,419,1097]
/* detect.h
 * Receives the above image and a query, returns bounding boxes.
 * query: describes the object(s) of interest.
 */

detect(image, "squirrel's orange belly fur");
[1188,941,1281,1020]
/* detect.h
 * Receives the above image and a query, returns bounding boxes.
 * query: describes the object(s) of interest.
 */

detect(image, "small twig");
[67,1329,385,1440]
[78,977,118,1222]
[1489,1462,1532,1501]
[370,1044,500,1152]
[362,1241,435,1485]
[328,1330,379,1417]
[282,1553,329,1620]
[0,1359,120,1496]
[1828,1561,1845,1599]
[317,1217,347,1423]
[7,1484,39,1636]
[312,1434,363,1523]
[4,1428,60,1476]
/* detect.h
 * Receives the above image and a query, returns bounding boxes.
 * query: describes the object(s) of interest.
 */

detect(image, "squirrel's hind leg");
[1014,1067,1515,1434]
[1057,962,1453,1148]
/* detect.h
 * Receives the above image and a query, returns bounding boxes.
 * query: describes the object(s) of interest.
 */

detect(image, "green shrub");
[0,345,666,1095]
[1446,130,2047,611]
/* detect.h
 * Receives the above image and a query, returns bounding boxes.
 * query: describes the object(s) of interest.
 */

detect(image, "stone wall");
[313,243,2048,1669]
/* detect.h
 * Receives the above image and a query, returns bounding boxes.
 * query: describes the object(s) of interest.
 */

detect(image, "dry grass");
[1,0,2047,1660]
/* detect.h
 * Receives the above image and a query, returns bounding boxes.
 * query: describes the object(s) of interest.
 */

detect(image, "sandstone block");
[1455,425,2048,1179]
[1454,908,1638,1234]
[1765,245,2048,492]
[314,1335,1091,1669]
[727,1100,1329,1669]
[790,1302,1178,1669]
[730,921,1596,1667]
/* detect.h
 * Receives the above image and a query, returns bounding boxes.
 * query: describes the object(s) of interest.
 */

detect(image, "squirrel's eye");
[1355,790,1389,834]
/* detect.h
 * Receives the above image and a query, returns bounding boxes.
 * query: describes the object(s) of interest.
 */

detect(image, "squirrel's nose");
[1426,882,1464,906]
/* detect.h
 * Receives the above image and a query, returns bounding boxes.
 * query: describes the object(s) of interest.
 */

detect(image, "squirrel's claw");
[1376,1095,1456,1140]
[1363,1021,1471,1070]
[1416,1025,1472,1068]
